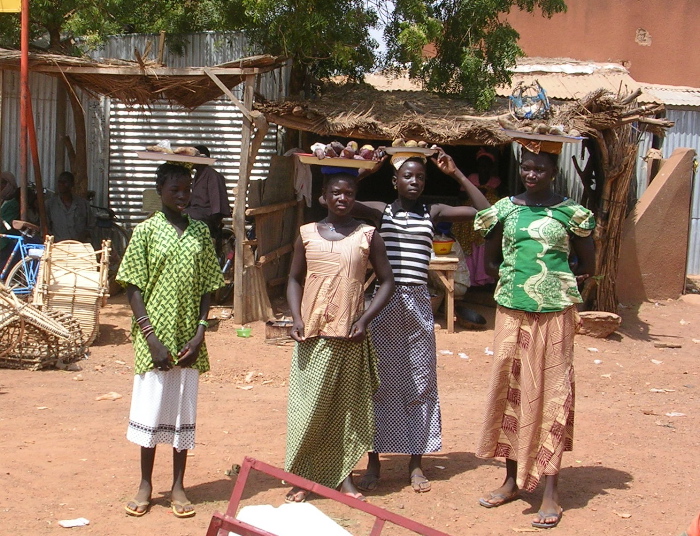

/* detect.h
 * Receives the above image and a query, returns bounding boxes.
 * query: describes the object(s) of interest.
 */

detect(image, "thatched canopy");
[256,83,514,145]
[0,49,287,108]
[255,82,669,146]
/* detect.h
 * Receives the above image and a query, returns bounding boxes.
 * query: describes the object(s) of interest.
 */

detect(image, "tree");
[223,0,379,95]
[0,0,567,109]
[383,0,567,110]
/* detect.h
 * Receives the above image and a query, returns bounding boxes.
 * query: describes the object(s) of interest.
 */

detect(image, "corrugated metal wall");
[91,32,289,102]
[0,32,287,230]
[662,108,700,274]
[2,70,60,189]
[91,31,287,229]
[108,101,279,230]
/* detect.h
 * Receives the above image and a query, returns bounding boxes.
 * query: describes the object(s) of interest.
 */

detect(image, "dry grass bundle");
[0,49,285,109]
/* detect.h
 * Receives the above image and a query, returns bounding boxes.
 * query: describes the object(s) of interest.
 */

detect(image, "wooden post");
[19,0,29,220]
[233,75,255,324]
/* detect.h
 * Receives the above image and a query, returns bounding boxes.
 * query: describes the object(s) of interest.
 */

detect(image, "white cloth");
[126,368,200,451]
[235,503,353,536]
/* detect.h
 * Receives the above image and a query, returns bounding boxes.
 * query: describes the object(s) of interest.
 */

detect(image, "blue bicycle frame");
[0,233,44,296]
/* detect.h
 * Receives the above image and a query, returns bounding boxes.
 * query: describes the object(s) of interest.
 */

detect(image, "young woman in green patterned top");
[117,163,224,518]
[474,144,595,529]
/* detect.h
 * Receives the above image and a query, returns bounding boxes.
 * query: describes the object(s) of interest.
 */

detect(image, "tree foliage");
[384,0,567,109]
[0,0,566,109]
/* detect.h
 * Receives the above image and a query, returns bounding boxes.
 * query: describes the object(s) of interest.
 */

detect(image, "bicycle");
[90,203,131,293]
[0,220,45,300]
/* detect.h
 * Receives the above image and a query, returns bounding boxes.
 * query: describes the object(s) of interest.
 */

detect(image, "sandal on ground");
[125,499,150,517]
[171,500,196,518]
[531,509,563,529]
[342,491,367,502]
[284,488,309,503]
[356,473,380,492]
[409,473,432,493]
[478,490,519,508]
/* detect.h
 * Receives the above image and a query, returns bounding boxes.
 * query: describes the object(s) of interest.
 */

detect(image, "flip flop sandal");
[171,500,196,518]
[124,499,150,517]
[478,490,519,508]
[356,473,380,491]
[409,474,432,493]
[531,509,563,529]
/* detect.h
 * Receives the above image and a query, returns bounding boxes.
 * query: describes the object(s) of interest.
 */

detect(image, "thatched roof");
[0,49,287,108]
[256,83,513,145]
[255,82,670,145]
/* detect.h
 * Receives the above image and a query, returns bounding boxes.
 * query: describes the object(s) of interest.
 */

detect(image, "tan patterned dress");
[474,198,595,491]
[285,223,380,489]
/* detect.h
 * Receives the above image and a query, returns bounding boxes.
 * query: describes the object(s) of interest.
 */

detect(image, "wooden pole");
[233,75,255,324]
[19,0,29,220]
[26,97,48,236]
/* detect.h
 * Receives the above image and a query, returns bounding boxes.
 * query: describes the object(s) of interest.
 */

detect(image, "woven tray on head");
[35,239,110,346]
[0,310,86,370]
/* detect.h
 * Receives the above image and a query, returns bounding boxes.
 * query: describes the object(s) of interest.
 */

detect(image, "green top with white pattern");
[116,211,224,374]
[475,197,595,313]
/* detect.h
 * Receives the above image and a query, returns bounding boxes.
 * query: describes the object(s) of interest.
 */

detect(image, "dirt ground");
[1,289,700,536]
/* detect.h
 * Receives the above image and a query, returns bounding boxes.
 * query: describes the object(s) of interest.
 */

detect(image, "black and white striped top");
[379,201,434,285]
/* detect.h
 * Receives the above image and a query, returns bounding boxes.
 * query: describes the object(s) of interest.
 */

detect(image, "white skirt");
[126,368,200,451]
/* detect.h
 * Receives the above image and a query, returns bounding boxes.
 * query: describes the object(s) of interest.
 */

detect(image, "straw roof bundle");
[0,49,286,109]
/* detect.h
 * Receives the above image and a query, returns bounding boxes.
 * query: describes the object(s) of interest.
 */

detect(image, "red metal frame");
[206,457,453,536]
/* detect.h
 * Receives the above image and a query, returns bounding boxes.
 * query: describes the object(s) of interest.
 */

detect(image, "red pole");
[19,0,29,221]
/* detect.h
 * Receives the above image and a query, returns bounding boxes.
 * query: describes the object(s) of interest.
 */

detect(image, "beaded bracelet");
[198,319,209,329]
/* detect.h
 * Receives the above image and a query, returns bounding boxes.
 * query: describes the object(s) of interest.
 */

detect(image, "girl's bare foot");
[284,487,309,503]
[339,475,366,501]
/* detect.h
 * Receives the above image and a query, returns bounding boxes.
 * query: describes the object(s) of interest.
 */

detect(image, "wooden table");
[364,253,460,334]
[429,254,459,333]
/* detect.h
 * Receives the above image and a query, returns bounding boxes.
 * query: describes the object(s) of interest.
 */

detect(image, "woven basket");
[0,310,85,370]
[0,284,86,370]
[34,238,110,346]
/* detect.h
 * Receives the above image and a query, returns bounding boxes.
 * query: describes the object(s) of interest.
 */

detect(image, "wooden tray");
[296,154,377,169]
[383,147,436,156]
[501,129,583,144]
[135,151,216,165]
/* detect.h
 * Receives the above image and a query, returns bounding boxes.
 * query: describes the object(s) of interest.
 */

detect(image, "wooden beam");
[233,75,255,324]
[204,67,253,122]
[256,243,293,267]
[30,65,266,77]
[245,199,298,217]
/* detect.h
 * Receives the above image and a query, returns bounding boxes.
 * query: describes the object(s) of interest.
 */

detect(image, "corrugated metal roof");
[497,58,660,104]
[640,84,700,108]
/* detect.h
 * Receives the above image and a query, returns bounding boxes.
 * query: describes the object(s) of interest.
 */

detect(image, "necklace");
[323,219,353,232]
[528,193,558,207]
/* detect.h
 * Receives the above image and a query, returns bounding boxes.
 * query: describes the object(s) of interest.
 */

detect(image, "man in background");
[45,171,94,243]
[185,145,232,253]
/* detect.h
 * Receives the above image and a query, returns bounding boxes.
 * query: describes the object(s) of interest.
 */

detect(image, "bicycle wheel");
[6,256,39,301]
[215,228,234,305]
